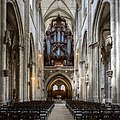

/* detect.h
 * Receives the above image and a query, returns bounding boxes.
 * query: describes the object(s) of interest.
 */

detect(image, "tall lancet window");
[61,85,65,91]
[53,85,58,91]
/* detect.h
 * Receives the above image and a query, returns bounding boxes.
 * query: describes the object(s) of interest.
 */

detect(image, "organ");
[44,15,74,66]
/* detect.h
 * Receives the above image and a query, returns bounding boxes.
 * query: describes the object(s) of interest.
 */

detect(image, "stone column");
[18,42,24,102]
[94,46,98,102]
[0,0,7,105]
[110,0,117,103]
[39,4,44,99]
[89,46,93,101]
[118,0,120,104]
[116,0,120,104]
[89,42,99,102]
[79,60,84,100]
[31,65,36,100]
[87,0,93,102]
[23,0,30,101]
[35,4,39,100]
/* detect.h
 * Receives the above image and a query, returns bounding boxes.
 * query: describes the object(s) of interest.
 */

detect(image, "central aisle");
[48,103,74,120]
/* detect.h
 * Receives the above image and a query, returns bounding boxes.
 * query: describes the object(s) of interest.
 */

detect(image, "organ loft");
[44,15,74,66]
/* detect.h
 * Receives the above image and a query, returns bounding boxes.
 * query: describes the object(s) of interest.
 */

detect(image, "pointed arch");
[45,72,72,88]
[44,8,74,22]
[92,1,111,103]
[44,0,57,17]
[7,0,24,44]
[45,72,72,99]
[92,1,110,43]
[6,0,24,102]
[44,0,73,18]
[60,0,73,17]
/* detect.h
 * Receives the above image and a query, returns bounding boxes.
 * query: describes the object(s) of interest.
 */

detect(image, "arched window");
[61,85,65,91]
[53,85,58,91]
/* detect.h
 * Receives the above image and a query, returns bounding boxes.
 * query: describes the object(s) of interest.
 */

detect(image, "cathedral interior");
[0,0,120,119]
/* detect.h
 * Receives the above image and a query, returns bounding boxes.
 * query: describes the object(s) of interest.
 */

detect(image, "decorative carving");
[85,73,89,85]
[100,35,112,63]
[44,66,74,70]
[100,45,106,63]
[105,35,112,47]
[3,69,10,77]
[106,70,113,78]
[105,35,112,51]
[4,30,11,46]
[85,63,88,71]
[44,66,74,81]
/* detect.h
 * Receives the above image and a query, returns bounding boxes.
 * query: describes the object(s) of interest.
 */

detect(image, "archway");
[92,1,111,102]
[46,73,72,100]
[98,2,111,103]
[6,1,23,102]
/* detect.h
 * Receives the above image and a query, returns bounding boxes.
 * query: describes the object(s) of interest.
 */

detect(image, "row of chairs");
[0,100,54,120]
[66,100,120,120]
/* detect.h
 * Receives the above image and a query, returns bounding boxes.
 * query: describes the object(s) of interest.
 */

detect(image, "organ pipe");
[44,15,74,66]
[54,32,56,42]
[61,32,64,42]
[58,31,60,42]
[67,36,72,60]
[46,36,51,55]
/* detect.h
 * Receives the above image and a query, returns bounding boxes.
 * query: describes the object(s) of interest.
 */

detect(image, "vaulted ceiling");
[41,0,77,31]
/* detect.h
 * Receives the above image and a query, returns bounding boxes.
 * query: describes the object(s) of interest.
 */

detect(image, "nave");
[48,102,73,120]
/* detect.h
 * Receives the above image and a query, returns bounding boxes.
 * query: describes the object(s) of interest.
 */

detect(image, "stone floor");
[48,103,74,120]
